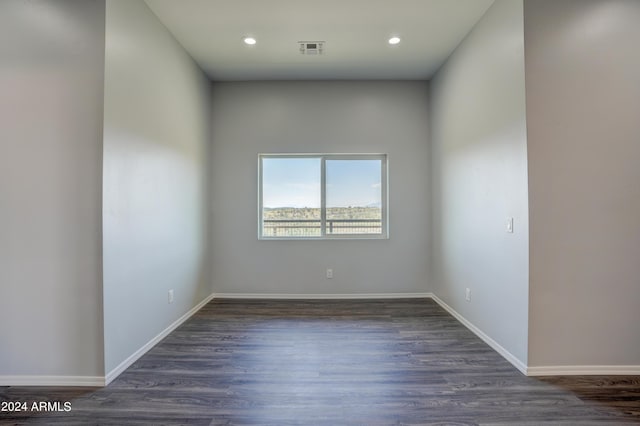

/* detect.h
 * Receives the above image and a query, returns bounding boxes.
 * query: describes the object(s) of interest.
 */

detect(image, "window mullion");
[320,156,326,237]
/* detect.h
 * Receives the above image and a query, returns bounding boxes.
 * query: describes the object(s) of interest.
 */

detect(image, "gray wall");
[430,0,529,364]
[210,81,430,296]
[0,0,105,380]
[525,0,640,367]
[103,0,212,373]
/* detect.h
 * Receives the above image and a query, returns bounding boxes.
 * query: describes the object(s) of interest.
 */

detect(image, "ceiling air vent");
[299,41,324,55]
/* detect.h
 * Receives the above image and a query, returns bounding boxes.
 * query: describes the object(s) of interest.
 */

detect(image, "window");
[259,154,388,239]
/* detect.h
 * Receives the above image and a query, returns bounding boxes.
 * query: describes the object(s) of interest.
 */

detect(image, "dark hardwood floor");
[1,298,639,425]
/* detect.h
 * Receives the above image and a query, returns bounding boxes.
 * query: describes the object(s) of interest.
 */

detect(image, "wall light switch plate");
[506,217,514,233]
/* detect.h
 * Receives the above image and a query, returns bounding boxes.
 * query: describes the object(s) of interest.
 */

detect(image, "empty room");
[1,0,639,424]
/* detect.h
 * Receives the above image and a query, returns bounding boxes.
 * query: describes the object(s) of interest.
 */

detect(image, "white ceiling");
[144,0,494,81]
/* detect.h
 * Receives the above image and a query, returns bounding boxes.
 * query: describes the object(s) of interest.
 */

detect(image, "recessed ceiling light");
[388,36,401,45]
[243,36,256,45]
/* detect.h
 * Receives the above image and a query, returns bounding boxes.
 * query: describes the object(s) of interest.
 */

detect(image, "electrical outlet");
[465,288,471,302]
[168,289,174,304]
[326,269,333,279]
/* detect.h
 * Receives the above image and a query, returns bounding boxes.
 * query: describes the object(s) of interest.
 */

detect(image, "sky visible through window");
[262,158,381,208]
[326,159,382,208]
[262,158,321,208]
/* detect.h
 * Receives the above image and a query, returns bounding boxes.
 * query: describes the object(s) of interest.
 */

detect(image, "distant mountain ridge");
[263,206,381,220]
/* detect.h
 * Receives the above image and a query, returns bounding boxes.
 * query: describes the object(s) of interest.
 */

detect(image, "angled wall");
[430,0,529,368]
[103,0,212,376]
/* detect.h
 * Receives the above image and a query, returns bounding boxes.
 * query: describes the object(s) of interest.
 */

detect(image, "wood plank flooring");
[1,298,639,425]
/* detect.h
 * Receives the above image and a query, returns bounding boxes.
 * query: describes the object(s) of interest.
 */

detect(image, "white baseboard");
[5,292,637,386]
[105,292,216,385]
[213,292,434,300]
[429,294,528,375]
[527,365,640,376]
[428,295,640,376]
[1,293,216,387]
[0,375,105,387]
